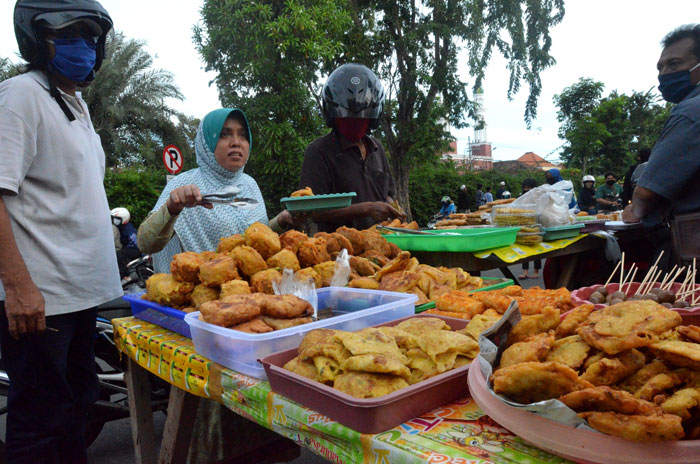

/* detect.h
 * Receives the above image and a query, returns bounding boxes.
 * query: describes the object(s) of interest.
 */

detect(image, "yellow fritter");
[508,306,560,345]
[266,249,300,272]
[190,284,220,309]
[416,265,448,295]
[428,281,453,301]
[677,325,700,343]
[294,267,322,288]
[170,251,203,283]
[313,355,342,383]
[375,326,419,351]
[578,411,684,442]
[199,256,240,287]
[348,277,380,290]
[471,291,514,314]
[298,329,350,363]
[650,340,700,369]
[279,229,308,254]
[229,245,267,278]
[146,273,194,307]
[199,297,261,327]
[361,230,392,257]
[229,317,274,334]
[580,349,645,386]
[556,304,594,337]
[297,237,331,268]
[407,286,430,306]
[250,268,283,294]
[290,186,313,197]
[438,267,459,289]
[219,279,251,297]
[499,332,555,369]
[634,369,700,401]
[250,293,313,319]
[405,348,439,384]
[313,261,336,287]
[435,290,486,318]
[373,251,411,281]
[335,226,365,255]
[379,271,420,292]
[283,356,318,381]
[545,335,591,370]
[335,328,407,363]
[619,360,670,394]
[360,249,390,267]
[217,233,246,253]
[491,361,594,404]
[245,222,281,259]
[333,372,409,398]
[260,316,312,331]
[661,387,700,420]
[396,317,451,335]
[415,329,479,372]
[458,314,500,341]
[561,386,662,415]
[349,256,380,277]
[340,354,411,381]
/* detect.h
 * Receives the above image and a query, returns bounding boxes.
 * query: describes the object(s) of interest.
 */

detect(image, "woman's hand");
[166,185,213,216]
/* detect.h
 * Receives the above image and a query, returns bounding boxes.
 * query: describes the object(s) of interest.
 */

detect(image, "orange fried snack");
[379,271,420,293]
[407,287,429,306]
[556,304,594,337]
[333,372,409,399]
[216,234,246,253]
[297,237,331,268]
[348,277,380,290]
[545,335,591,370]
[471,290,514,314]
[170,251,204,283]
[508,306,560,345]
[578,411,684,442]
[190,284,220,309]
[219,279,251,297]
[499,332,555,369]
[435,290,486,318]
[315,232,354,256]
[313,261,336,287]
[349,256,381,277]
[580,349,645,386]
[290,186,313,197]
[266,249,300,272]
[251,294,313,319]
[561,386,663,416]
[618,360,670,394]
[491,361,594,404]
[199,297,261,327]
[245,222,281,259]
[146,273,194,307]
[229,245,267,278]
[250,268,282,294]
[260,316,313,331]
[335,226,365,255]
[279,230,308,253]
[677,325,700,343]
[361,230,392,257]
[650,340,700,369]
[424,308,472,320]
[360,250,390,267]
[229,317,274,333]
[199,256,239,287]
[374,251,411,281]
[294,267,322,288]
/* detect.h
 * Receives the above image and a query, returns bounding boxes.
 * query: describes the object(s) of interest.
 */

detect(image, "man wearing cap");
[457,184,470,213]
[0,1,120,462]
[495,181,506,200]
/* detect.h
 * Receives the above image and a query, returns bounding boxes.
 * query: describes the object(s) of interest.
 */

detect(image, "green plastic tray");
[542,223,584,241]
[414,277,514,313]
[280,192,356,213]
[383,227,519,253]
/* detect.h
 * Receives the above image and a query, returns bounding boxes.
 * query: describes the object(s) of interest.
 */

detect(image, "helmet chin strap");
[48,76,76,122]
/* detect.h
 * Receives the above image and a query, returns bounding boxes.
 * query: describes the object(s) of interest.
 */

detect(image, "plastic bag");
[512,180,575,227]
[273,268,319,316]
[330,249,351,287]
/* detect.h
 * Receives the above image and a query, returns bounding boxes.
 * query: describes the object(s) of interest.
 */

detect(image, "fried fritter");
[297,238,331,268]
[170,251,203,283]
[283,356,318,381]
[219,279,251,297]
[483,308,502,318]
[508,306,560,345]
[491,361,594,404]
[556,304,594,337]
[250,268,282,294]
[379,271,420,293]
[577,301,682,355]
[661,388,700,420]
[428,282,453,301]
[312,261,336,287]
[435,291,486,318]
[348,277,380,290]
[190,284,220,309]
[375,327,419,351]
[396,317,451,335]
[251,293,313,319]
[677,325,700,343]
[561,386,663,416]
[199,297,261,327]
[199,251,222,262]
[415,330,479,372]
[407,286,430,306]
[650,340,700,369]
[416,265,448,295]
[279,230,308,253]
[146,273,194,307]
[578,411,684,441]
[405,348,439,384]
[619,360,670,394]
[545,335,591,370]
[361,230,392,257]
[266,249,300,272]
[360,250,390,267]
[229,317,274,333]
[199,256,240,287]
[635,369,699,401]
[229,245,267,278]
[387,242,402,259]
[458,314,500,341]
[349,256,380,277]
[260,316,312,331]
[333,372,409,398]
[373,251,411,281]
[298,329,350,363]
[245,222,281,259]
[471,291,514,314]
[315,232,354,256]
[336,328,407,362]
[335,226,365,255]
[581,349,646,386]
[341,354,411,381]
[217,233,246,253]
[438,267,459,289]
[290,186,313,197]
[294,267,322,288]
[499,332,555,369]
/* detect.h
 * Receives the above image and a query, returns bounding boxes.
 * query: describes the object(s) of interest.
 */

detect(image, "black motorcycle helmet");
[322,63,385,129]
[14,0,113,82]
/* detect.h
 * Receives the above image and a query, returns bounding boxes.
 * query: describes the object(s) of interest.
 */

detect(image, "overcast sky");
[1,0,695,162]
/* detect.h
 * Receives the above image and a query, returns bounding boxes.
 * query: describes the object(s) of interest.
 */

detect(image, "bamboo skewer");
[625,268,638,294]
[604,257,623,288]
[619,253,625,289]
[645,268,664,294]
[658,264,677,291]
[662,266,685,291]
[679,268,694,296]
[636,265,655,295]
[620,263,636,292]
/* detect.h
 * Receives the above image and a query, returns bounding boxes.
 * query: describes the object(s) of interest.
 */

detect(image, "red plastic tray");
[260,314,470,434]
[571,282,700,314]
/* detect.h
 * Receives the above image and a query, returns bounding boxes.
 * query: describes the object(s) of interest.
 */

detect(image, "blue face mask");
[48,38,97,82]
[658,62,700,103]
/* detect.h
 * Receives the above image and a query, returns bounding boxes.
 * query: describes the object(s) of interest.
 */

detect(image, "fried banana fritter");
[190,284,220,309]
[560,386,662,415]
[216,234,246,253]
[245,222,281,259]
[580,349,645,386]
[266,249,300,272]
[348,277,380,290]
[250,293,313,319]
[618,360,670,394]
[379,271,420,293]
[199,256,239,287]
[170,251,203,283]
[499,332,555,369]
[508,306,560,345]
[556,304,594,337]
[349,256,381,277]
[219,279,251,297]
[373,251,411,281]
[229,245,267,278]
[578,411,684,442]
[650,340,700,369]
[491,361,594,404]
[661,388,700,420]
[249,268,282,294]
[458,314,500,342]
[199,297,260,327]
[545,335,591,370]
[146,273,194,307]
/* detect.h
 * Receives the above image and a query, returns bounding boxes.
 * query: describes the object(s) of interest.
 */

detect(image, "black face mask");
[606,180,615,186]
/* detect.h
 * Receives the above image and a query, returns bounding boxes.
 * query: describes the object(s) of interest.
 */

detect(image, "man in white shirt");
[0,1,120,462]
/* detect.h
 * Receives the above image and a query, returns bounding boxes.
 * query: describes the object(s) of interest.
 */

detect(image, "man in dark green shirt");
[596,172,623,213]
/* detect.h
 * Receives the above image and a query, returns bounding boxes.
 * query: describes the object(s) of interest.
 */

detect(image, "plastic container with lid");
[515,231,544,246]
[491,205,538,226]
[185,287,417,379]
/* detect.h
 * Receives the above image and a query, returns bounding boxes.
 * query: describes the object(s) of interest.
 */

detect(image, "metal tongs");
[376,225,459,236]
[200,185,260,209]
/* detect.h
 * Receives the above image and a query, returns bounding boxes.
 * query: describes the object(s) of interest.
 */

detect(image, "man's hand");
[4,279,45,339]
[622,204,641,224]
[166,184,213,215]
[364,201,406,222]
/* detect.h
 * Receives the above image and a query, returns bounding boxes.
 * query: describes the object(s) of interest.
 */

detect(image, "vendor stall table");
[115,317,572,464]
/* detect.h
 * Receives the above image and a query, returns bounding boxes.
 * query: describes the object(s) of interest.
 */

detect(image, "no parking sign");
[162,145,183,174]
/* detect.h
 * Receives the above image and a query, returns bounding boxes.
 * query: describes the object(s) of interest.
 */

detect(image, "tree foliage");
[104,167,167,227]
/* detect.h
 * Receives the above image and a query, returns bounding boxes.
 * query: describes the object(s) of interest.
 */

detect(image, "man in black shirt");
[299,64,404,231]
[457,185,470,213]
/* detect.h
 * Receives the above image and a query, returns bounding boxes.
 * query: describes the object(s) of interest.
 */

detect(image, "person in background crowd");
[111,207,141,280]
[622,148,651,205]
[484,186,494,203]
[520,178,537,196]
[457,184,470,213]
[596,171,623,213]
[438,196,456,218]
[545,168,577,209]
[495,181,506,199]
[299,63,404,232]
[501,190,511,199]
[519,178,541,279]
[578,175,598,215]
[475,183,485,207]
[0,2,122,462]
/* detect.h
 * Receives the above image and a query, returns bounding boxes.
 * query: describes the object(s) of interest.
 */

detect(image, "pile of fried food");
[491,206,538,226]
[377,218,420,231]
[490,299,700,441]
[290,186,314,197]
[434,198,517,229]
[283,316,483,397]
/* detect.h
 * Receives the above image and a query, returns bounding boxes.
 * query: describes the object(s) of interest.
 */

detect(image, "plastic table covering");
[114,317,571,464]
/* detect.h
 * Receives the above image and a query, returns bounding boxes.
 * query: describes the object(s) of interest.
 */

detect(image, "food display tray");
[571,282,700,314]
[123,293,191,338]
[414,277,514,313]
[260,314,470,434]
[185,287,416,379]
[279,192,356,213]
[383,227,519,252]
[468,361,700,464]
[542,223,585,241]
[604,220,643,231]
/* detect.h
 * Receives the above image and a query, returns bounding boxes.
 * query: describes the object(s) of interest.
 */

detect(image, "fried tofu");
[266,249,300,272]
[229,245,267,278]
[245,222,281,259]
[198,256,239,287]
[170,251,203,283]
[217,234,246,253]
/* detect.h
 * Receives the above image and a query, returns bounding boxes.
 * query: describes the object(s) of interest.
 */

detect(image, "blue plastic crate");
[122,293,191,338]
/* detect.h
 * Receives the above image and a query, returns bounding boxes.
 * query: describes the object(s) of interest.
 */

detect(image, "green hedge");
[104,167,167,227]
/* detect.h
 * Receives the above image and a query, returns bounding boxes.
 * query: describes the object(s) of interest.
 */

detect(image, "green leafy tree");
[104,167,167,227]
[0,57,22,81]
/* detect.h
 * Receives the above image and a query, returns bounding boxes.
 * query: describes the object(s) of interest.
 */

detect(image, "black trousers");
[0,303,98,464]
[116,248,142,277]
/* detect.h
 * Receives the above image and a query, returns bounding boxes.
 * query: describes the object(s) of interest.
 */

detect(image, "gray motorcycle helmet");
[322,63,385,129]
[14,0,113,82]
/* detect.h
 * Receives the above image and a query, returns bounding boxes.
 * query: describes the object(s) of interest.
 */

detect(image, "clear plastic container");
[516,231,544,246]
[185,287,417,379]
[491,205,538,226]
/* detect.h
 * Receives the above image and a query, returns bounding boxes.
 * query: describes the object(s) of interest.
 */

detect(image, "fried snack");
[298,329,350,363]
[252,294,313,319]
[146,273,194,307]
[396,317,451,335]
[562,386,662,416]
[333,372,409,398]
[407,286,429,306]
[190,284,220,309]
[492,361,594,404]
[424,308,475,320]
[360,250,390,267]
[435,291,486,318]
[199,256,239,287]
[313,261,336,287]
[245,222,281,260]
[349,256,380,277]
[181,306,198,313]
[405,348,439,384]
[387,242,402,259]
[416,265,448,295]
[415,330,479,372]
[373,251,411,281]
[199,297,261,327]
[650,340,700,369]
[379,271,420,293]
[661,388,700,420]
[217,233,246,253]
[619,360,670,394]
[260,316,312,330]
[327,232,355,256]
[336,226,365,255]
[581,349,646,386]
[348,277,380,290]
[428,282,452,301]
[499,332,555,369]
[577,301,682,355]
[578,411,684,442]
[279,230,308,253]
[290,186,313,197]
[266,249,300,272]
[199,251,222,262]
[471,291,514,314]
[361,230,392,257]
[459,314,500,341]
[340,354,411,381]
[678,325,700,343]
[375,327,419,351]
[219,279,251,297]
[294,267,322,288]
[283,356,318,381]
[545,335,591,370]
[170,251,203,283]
[313,356,342,383]
[336,328,407,362]
[230,317,274,334]
[249,268,282,294]
[229,245,267,278]
[556,304,594,337]
[634,369,699,401]
[297,238,331,268]
[483,308,501,318]
[508,306,560,345]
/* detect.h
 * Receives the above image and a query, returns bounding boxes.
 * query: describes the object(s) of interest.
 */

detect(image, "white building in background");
[440,88,493,170]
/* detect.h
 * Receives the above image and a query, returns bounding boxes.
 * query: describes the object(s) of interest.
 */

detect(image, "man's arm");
[622,186,663,223]
[311,201,404,225]
[0,195,45,338]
